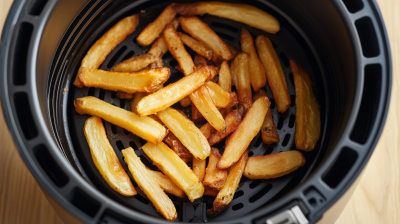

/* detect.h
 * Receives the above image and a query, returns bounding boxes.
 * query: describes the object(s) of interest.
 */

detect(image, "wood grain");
[0,0,399,224]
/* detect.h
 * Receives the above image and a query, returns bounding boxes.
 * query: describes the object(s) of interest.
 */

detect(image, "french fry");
[192,103,205,122]
[207,151,248,217]
[74,15,139,88]
[157,107,210,160]
[227,44,240,59]
[204,186,220,197]
[84,117,136,196]
[164,132,193,163]
[111,53,157,72]
[230,54,239,87]
[116,91,133,100]
[179,16,233,61]
[178,32,214,60]
[136,5,177,47]
[218,61,231,92]
[235,53,253,110]
[241,28,266,92]
[122,147,177,221]
[253,90,280,144]
[206,81,230,108]
[171,2,280,34]
[180,96,192,107]
[135,66,211,116]
[130,92,146,113]
[218,97,269,169]
[203,148,227,190]
[194,54,208,67]
[192,157,206,182]
[243,151,305,179]
[142,142,204,202]
[75,96,167,144]
[200,122,214,139]
[79,67,170,93]
[147,168,186,198]
[290,60,320,151]
[256,35,290,112]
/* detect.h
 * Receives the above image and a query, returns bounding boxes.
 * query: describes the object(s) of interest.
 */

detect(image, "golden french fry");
[256,35,290,112]
[243,151,305,179]
[142,142,204,202]
[203,148,227,190]
[111,53,157,72]
[204,186,220,197]
[75,96,167,144]
[207,151,248,217]
[84,117,136,196]
[79,67,170,93]
[171,2,280,34]
[200,122,214,139]
[136,5,177,47]
[219,61,231,92]
[116,91,133,100]
[178,32,214,60]
[290,60,320,151]
[218,97,269,169]
[130,92,146,113]
[230,54,239,87]
[227,44,240,59]
[122,147,177,221]
[241,28,266,92]
[164,132,193,163]
[74,15,139,88]
[147,168,186,198]
[192,103,205,122]
[192,157,206,182]
[206,81,230,108]
[180,96,192,107]
[253,90,280,144]
[235,53,253,110]
[179,16,233,61]
[194,54,208,67]
[135,66,211,116]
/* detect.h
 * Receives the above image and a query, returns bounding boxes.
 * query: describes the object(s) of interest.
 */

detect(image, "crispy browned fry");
[256,36,290,112]
[291,60,320,151]
[194,54,208,67]
[111,53,157,72]
[207,151,248,217]
[135,66,211,116]
[227,45,240,59]
[157,107,210,160]
[243,151,305,179]
[179,16,233,61]
[75,96,167,144]
[74,15,139,88]
[219,61,231,92]
[142,142,204,202]
[171,2,280,34]
[203,148,227,190]
[206,81,230,108]
[235,53,253,110]
[192,157,206,182]
[164,132,192,163]
[253,90,280,144]
[241,28,266,92]
[136,5,177,47]
[147,168,186,198]
[122,147,176,221]
[116,91,133,100]
[191,103,205,122]
[130,92,146,113]
[204,186,220,197]
[84,117,136,196]
[79,67,170,93]
[218,97,269,169]
[178,32,214,60]
[180,96,192,107]
[230,54,239,87]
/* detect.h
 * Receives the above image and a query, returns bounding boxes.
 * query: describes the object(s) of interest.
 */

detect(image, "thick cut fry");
[116,91,133,100]
[122,148,176,221]
[136,5,177,47]
[74,15,139,88]
[180,96,191,107]
[157,108,210,160]
[204,186,220,197]
[111,53,157,72]
[256,36,290,112]
[164,132,193,163]
[147,168,186,198]
[178,32,214,60]
[194,54,208,67]
[219,61,231,92]
[75,96,167,144]
[179,16,233,61]
[206,81,230,108]
[191,103,205,122]
[218,97,269,169]
[84,117,136,196]
[130,92,146,113]
[203,148,227,190]
[230,54,239,87]
[235,53,253,110]
[291,60,321,151]
[243,151,305,179]
[192,157,206,182]
[207,151,248,217]
[227,45,240,59]
[79,67,170,93]
[171,2,280,34]
[135,66,211,116]
[253,90,280,144]
[241,28,266,92]
[142,142,204,202]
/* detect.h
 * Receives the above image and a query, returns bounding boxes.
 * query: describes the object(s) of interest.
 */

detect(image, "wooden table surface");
[0,0,399,223]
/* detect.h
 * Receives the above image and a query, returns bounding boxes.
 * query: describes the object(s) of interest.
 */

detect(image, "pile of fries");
[73,2,320,221]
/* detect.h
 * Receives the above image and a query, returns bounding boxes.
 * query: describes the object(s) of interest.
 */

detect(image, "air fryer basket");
[0,0,391,224]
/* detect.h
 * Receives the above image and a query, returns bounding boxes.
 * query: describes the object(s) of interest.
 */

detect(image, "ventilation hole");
[120,99,126,109]
[107,46,127,68]
[249,179,262,189]
[322,147,358,188]
[121,51,135,61]
[281,134,290,147]
[232,203,243,211]
[12,23,33,85]
[70,188,101,217]
[355,17,380,58]
[253,135,262,148]
[289,72,294,86]
[249,184,272,203]
[269,99,276,109]
[350,64,382,144]
[233,190,244,200]
[138,138,147,146]
[123,129,130,135]
[129,141,138,150]
[342,0,364,13]
[34,144,68,187]
[215,32,234,42]
[139,155,158,170]
[279,53,290,67]
[88,87,95,97]
[309,198,317,207]
[211,22,239,33]
[14,93,38,139]
[116,141,125,151]
[28,0,48,16]
[99,89,106,100]
[248,151,254,157]
[111,124,118,134]
[277,117,284,130]
[263,147,273,155]
[111,91,116,98]
[289,114,295,128]
[290,95,295,107]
